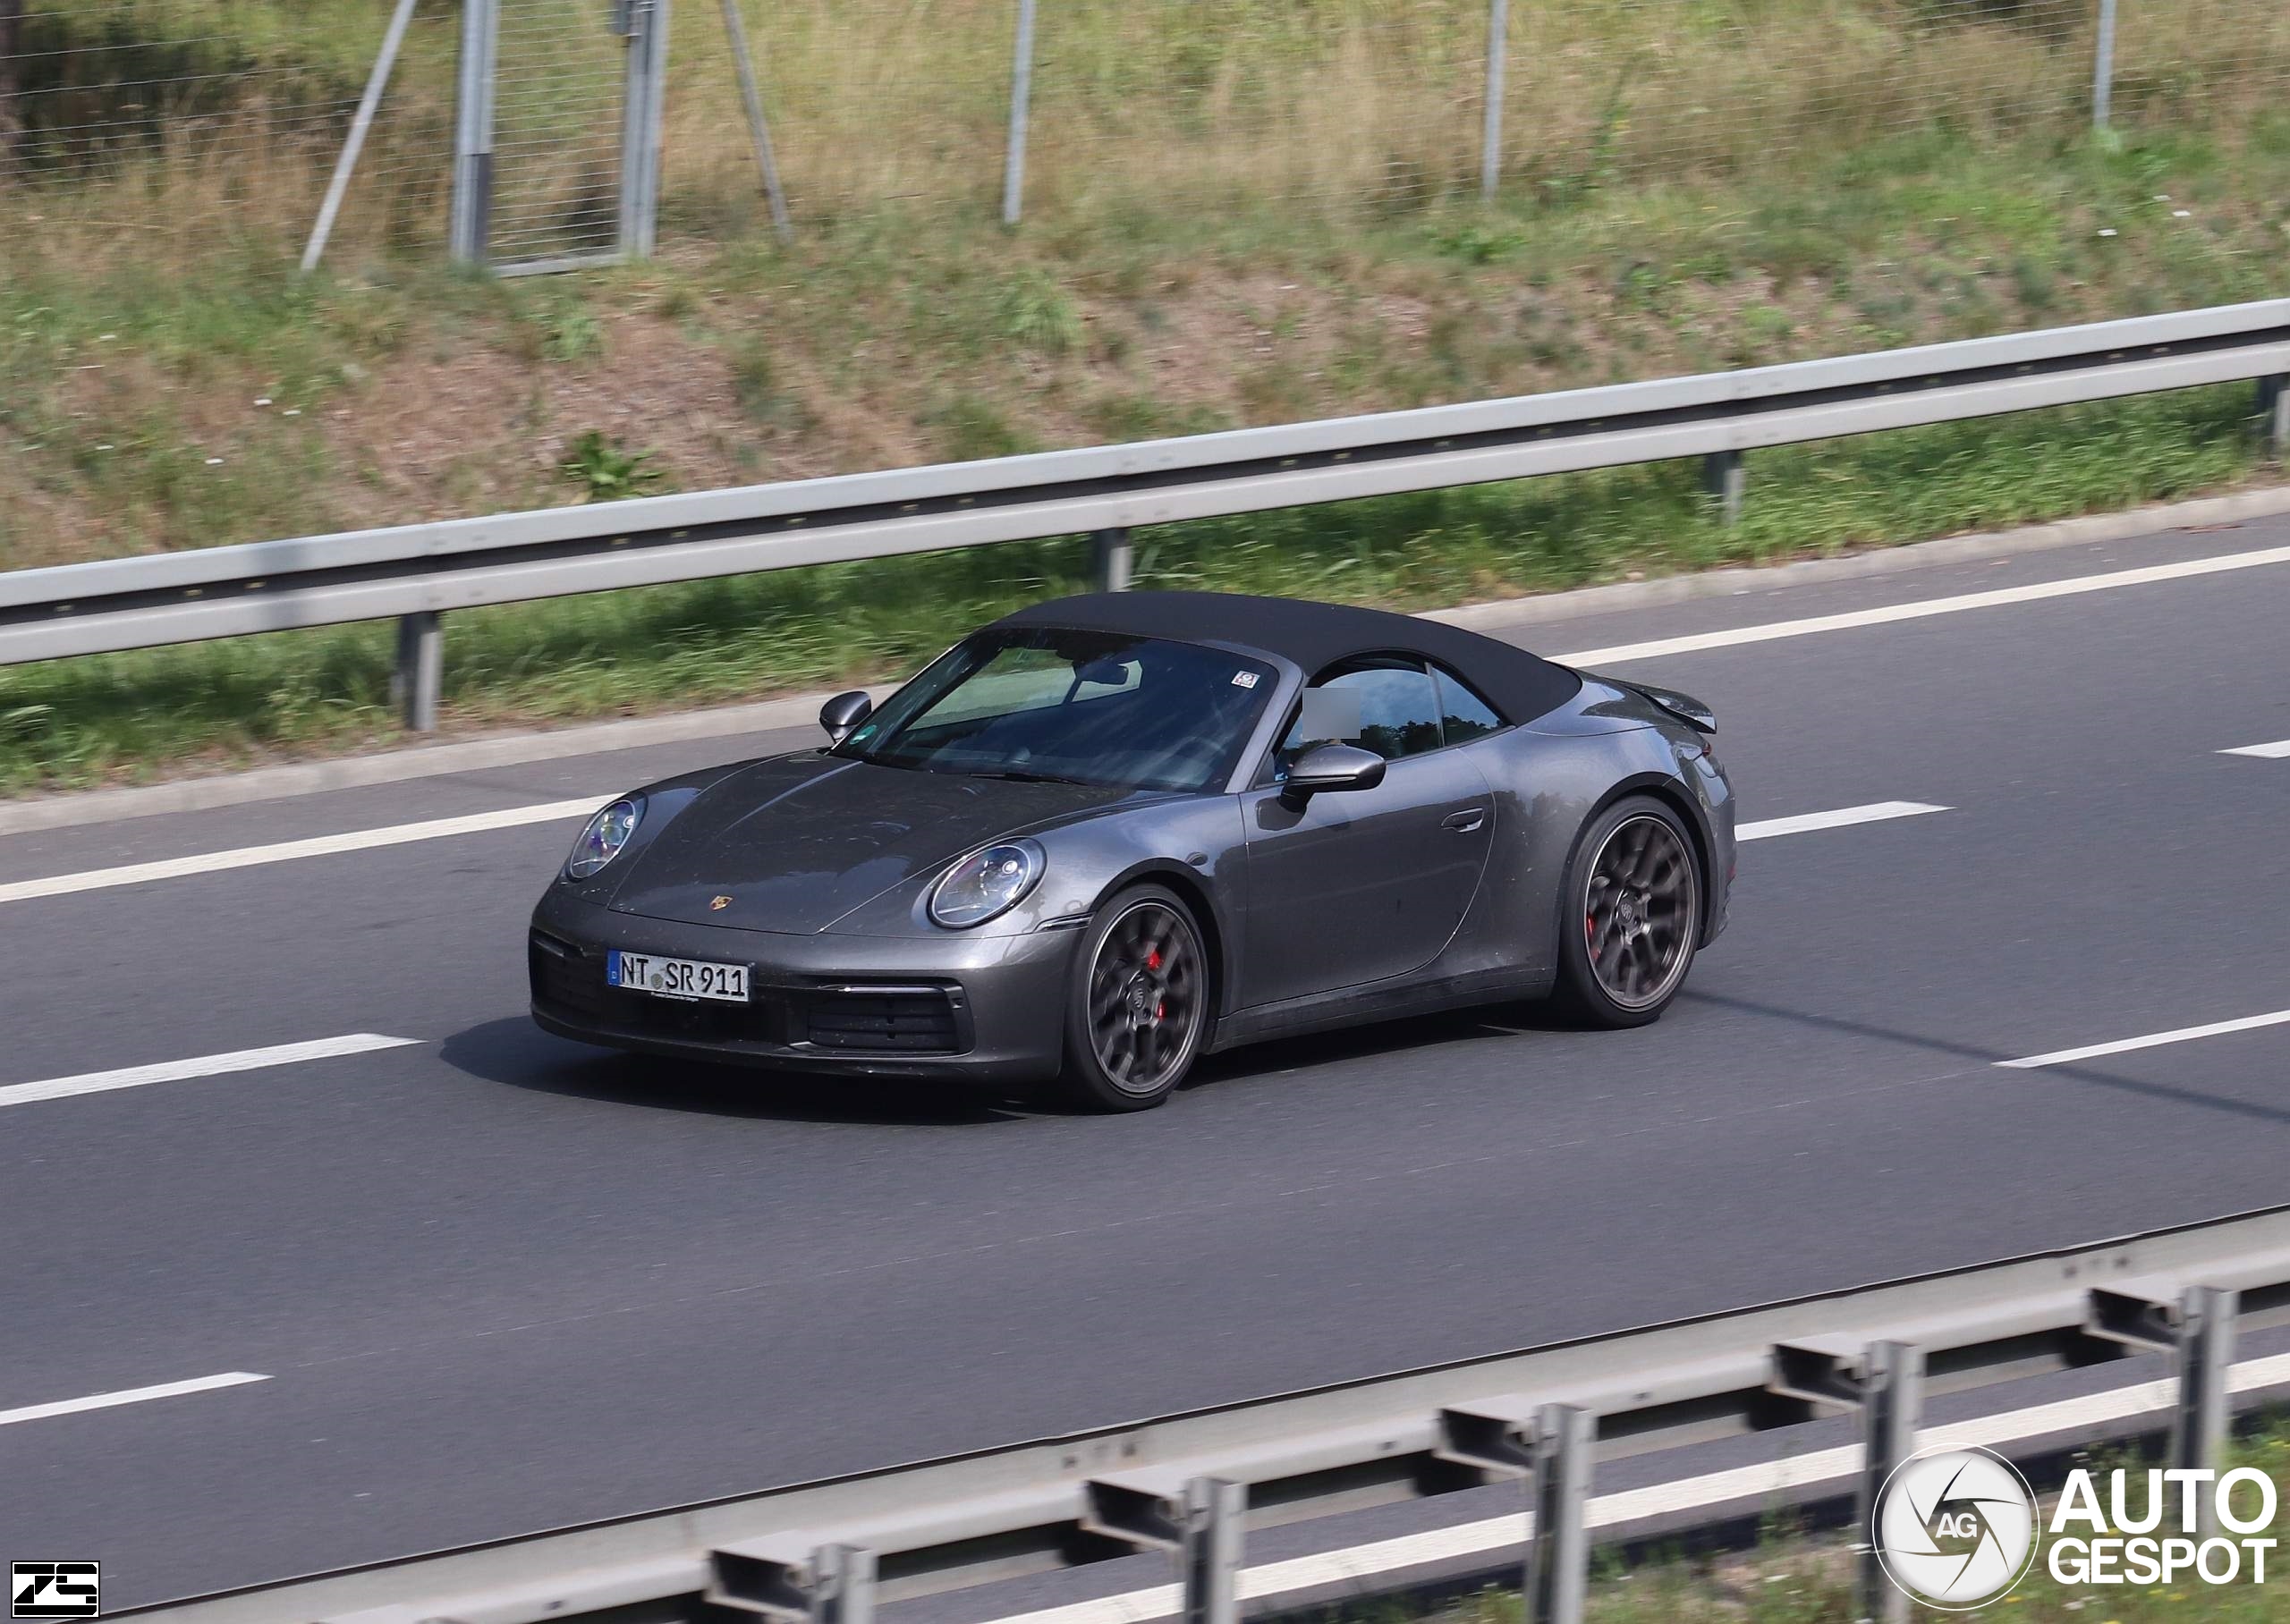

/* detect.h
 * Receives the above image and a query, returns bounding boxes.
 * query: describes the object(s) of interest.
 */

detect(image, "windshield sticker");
[1231,671,1260,688]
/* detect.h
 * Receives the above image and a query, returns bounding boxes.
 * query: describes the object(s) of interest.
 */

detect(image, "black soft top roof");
[993,591,1582,724]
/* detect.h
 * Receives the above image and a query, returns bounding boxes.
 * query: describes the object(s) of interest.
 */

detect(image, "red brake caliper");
[1586,912,1599,960]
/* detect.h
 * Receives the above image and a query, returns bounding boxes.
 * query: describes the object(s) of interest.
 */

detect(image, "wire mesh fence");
[0,0,454,250]
[5,0,2289,259]
[488,0,623,265]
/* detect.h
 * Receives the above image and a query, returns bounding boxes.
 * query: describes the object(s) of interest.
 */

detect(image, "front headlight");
[929,839,1045,928]
[565,796,643,880]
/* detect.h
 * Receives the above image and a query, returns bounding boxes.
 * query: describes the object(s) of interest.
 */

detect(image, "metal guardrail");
[123,1204,2290,1624]
[6,301,2290,729]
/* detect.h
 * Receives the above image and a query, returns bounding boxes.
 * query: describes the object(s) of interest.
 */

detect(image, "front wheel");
[1054,884,1210,1111]
[1551,797,1702,1028]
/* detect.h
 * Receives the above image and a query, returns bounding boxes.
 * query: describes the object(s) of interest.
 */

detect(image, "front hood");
[605,755,1134,932]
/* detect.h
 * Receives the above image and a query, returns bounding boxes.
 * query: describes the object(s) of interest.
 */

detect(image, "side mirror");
[820,689,873,744]
[1281,742,1386,802]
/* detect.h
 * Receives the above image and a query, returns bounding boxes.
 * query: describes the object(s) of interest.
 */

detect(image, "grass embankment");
[1359,1425,2290,1624]
[2,0,2289,791]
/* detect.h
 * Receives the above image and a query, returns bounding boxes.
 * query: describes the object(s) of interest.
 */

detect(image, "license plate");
[607,950,751,1003]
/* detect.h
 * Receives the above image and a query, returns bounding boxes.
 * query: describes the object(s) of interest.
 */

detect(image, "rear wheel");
[1055,884,1209,1111]
[1552,797,1701,1028]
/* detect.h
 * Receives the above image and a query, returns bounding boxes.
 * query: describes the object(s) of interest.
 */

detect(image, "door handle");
[1442,808,1487,833]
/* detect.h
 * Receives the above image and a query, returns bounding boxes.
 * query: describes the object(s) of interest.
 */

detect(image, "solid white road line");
[3,541,2284,909]
[0,1371,269,1428]
[2220,739,2290,758]
[0,790,1955,909]
[1553,541,2290,667]
[983,1350,2290,1624]
[1997,1008,2290,1070]
[0,795,610,907]
[1735,800,1950,842]
[0,1033,421,1110]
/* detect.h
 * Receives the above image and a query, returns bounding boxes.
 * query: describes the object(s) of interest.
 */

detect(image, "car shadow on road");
[441,995,1589,1126]
[439,1016,1030,1127]
[1179,1001,1585,1090]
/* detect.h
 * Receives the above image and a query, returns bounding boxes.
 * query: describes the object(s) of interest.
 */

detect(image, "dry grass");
[10,0,2290,256]
[2,0,2289,792]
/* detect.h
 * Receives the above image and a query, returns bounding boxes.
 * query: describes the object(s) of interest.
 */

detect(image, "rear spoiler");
[1589,673,1717,734]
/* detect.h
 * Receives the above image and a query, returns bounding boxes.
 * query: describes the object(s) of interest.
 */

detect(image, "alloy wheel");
[1086,900,1204,1095]
[1582,813,1697,1011]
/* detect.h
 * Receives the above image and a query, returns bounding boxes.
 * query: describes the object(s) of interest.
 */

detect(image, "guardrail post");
[2171,1285,2236,1535]
[810,1542,876,1624]
[1182,1477,1243,1624]
[1092,527,1133,592]
[448,0,499,264]
[1523,1403,1592,1624]
[1702,450,1744,527]
[2261,375,2288,463]
[392,611,444,732]
[1856,1341,1921,1624]
[1000,0,1037,226]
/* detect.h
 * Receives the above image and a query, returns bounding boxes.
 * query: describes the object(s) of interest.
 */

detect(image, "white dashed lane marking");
[0,1033,422,1111]
[1734,801,1951,842]
[0,1372,269,1428]
[1997,1008,2290,1070]
[0,796,611,907]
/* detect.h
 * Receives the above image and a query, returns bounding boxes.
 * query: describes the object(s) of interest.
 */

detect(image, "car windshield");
[835,628,1276,792]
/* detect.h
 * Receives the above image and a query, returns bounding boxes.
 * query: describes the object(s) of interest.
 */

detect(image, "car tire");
[1054,884,1212,1112]
[1550,795,1702,1028]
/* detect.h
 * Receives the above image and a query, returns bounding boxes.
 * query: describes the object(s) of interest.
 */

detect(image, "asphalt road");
[4,517,2290,1608]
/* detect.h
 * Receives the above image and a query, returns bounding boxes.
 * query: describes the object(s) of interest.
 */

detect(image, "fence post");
[392,612,444,732]
[1523,1403,1592,1624]
[1092,528,1132,591]
[719,0,793,243]
[2091,0,2118,129]
[2261,375,2289,463]
[618,0,672,258]
[1480,0,1509,201]
[2170,1286,2236,1536]
[448,0,500,264]
[1181,1478,1243,1624]
[1855,1341,1921,1624]
[1702,449,1744,526]
[302,0,420,273]
[1001,0,1037,226]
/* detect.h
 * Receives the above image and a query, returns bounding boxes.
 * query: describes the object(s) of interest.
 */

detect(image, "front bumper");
[529,891,1077,1081]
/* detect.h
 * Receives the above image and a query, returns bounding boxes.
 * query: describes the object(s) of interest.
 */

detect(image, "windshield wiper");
[972,768,1093,786]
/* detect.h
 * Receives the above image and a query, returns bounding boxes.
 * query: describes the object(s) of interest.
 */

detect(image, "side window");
[1276,659,1445,772]
[1433,665,1505,744]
